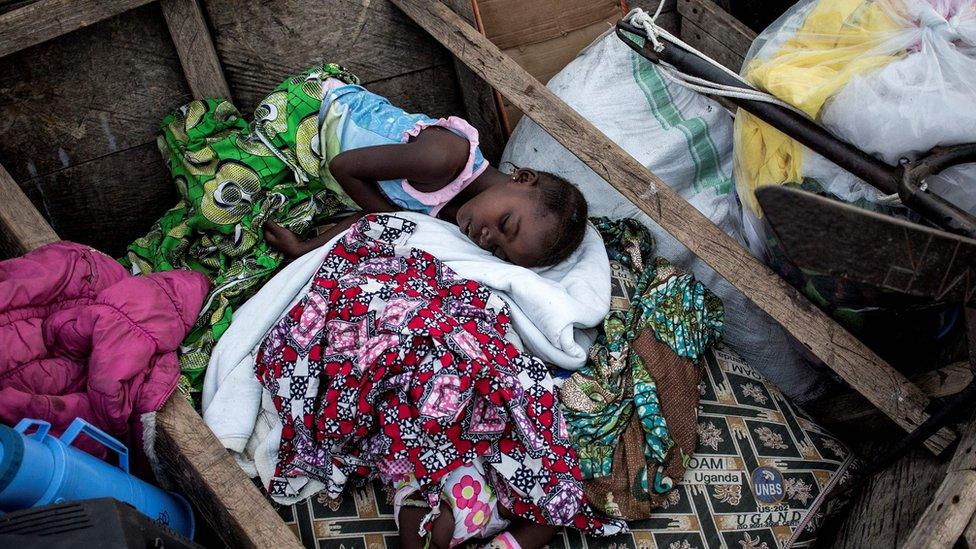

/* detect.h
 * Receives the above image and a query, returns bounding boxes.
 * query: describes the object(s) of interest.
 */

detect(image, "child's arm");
[266,127,468,258]
[265,213,363,258]
[328,126,469,211]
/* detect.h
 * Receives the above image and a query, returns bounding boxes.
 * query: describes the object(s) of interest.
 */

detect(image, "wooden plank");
[640,6,679,34]
[677,0,755,58]
[680,18,744,72]
[160,0,232,100]
[903,415,976,548]
[202,0,457,113]
[829,441,951,549]
[962,511,976,548]
[155,396,303,549]
[16,143,179,257]
[0,3,191,183]
[476,0,621,50]
[807,363,973,427]
[0,0,154,58]
[389,0,955,454]
[0,164,58,256]
[445,0,506,163]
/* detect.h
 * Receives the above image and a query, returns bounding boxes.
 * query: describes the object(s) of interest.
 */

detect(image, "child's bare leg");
[497,506,558,549]
[398,499,454,549]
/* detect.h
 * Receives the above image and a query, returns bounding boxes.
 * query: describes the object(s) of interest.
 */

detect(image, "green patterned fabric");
[121,63,359,393]
[562,218,724,487]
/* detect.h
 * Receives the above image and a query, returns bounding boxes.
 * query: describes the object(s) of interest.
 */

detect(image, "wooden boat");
[1,1,973,547]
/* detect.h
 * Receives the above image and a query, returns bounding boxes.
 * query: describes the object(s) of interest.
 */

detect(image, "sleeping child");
[254,71,609,548]
[263,72,589,269]
[145,63,610,548]
[261,70,601,549]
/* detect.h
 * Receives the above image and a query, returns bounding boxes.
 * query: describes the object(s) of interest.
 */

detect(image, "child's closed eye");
[499,214,510,234]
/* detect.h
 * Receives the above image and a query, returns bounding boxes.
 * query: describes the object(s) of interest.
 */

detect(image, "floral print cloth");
[392,461,509,546]
[254,214,625,536]
[121,63,359,393]
[561,218,724,488]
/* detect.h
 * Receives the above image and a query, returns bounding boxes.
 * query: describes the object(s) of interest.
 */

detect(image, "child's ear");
[512,168,540,185]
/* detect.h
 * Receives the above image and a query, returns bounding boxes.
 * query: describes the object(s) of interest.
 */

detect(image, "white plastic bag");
[733,0,976,229]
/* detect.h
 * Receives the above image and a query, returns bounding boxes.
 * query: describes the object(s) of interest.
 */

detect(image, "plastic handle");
[14,418,51,440]
[60,418,130,473]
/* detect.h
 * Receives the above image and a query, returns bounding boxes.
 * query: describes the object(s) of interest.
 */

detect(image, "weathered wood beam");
[0,164,58,256]
[155,396,303,549]
[389,0,954,454]
[676,0,755,57]
[903,413,976,548]
[679,18,744,72]
[159,0,232,100]
[963,510,976,548]
[676,0,754,103]
[0,163,298,548]
[0,0,154,58]
[443,0,506,163]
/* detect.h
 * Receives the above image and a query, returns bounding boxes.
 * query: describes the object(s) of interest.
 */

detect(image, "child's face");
[455,175,558,268]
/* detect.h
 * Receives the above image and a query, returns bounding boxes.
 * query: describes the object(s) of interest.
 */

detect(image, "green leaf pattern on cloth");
[120,63,359,393]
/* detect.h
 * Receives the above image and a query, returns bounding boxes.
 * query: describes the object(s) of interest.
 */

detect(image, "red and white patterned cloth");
[254,215,624,535]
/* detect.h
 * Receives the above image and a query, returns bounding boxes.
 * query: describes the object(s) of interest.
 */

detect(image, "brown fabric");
[582,331,701,520]
[635,331,700,472]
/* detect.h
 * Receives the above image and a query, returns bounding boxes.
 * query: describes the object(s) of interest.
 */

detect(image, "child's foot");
[397,499,454,549]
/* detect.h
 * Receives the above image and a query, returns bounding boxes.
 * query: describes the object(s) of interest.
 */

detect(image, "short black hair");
[533,171,588,266]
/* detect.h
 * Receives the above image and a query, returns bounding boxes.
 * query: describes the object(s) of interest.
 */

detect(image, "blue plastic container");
[0,417,194,539]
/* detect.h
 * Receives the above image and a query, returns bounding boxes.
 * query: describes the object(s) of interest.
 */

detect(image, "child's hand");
[264,221,305,258]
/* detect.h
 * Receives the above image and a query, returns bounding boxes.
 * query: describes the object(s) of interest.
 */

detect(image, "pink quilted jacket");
[0,242,210,444]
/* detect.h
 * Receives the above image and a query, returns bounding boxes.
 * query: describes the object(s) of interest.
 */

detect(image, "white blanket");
[202,212,610,500]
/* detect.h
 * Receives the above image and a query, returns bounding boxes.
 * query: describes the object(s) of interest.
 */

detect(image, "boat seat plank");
[0,0,155,58]
[677,0,755,57]
[904,414,976,548]
[0,164,59,257]
[679,18,745,72]
[160,0,232,101]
